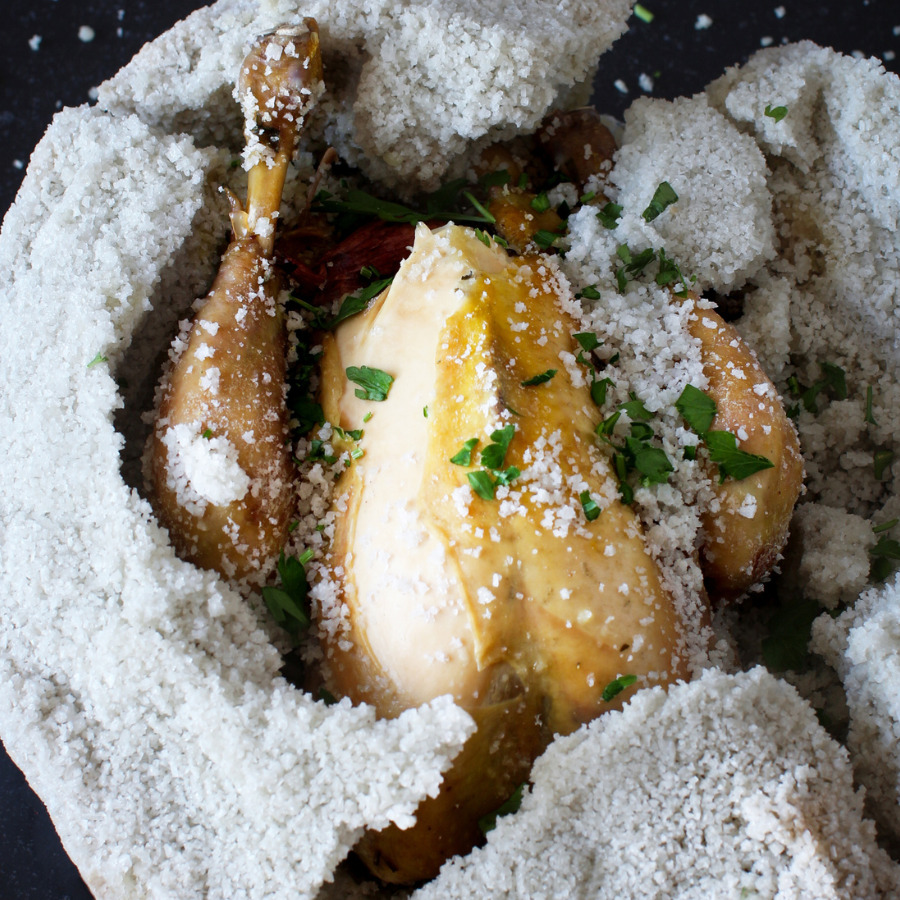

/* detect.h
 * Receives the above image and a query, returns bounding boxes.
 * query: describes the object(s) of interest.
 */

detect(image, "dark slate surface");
[0,1,897,896]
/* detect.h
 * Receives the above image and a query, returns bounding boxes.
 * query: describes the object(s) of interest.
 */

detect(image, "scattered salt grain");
[28,35,42,51]
[695,13,713,29]
[78,25,96,43]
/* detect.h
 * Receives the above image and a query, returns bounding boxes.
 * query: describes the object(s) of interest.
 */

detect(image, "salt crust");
[2,5,900,898]
[96,0,632,193]
[813,578,900,846]
[419,669,900,899]
[0,106,473,898]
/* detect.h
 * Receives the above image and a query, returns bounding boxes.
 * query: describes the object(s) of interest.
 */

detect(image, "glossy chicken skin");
[685,297,804,598]
[317,224,692,882]
[149,22,323,582]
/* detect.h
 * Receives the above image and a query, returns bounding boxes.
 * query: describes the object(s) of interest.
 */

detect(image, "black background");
[1,1,897,896]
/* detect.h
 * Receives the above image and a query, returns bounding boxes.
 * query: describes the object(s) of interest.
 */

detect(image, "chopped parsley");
[261,551,312,638]
[764,104,789,122]
[451,438,479,466]
[633,3,654,23]
[573,332,602,353]
[530,192,551,213]
[865,385,877,425]
[201,428,213,439]
[467,470,496,500]
[478,783,526,835]
[86,352,108,368]
[532,227,566,250]
[705,431,775,482]
[602,673,637,702]
[675,385,774,482]
[590,376,614,407]
[579,490,602,522]
[871,528,900,583]
[641,181,678,222]
[346,365,394,401]
[675,384,717,434]
[521,369,557,387]
[596,201,623,229]
[874,449,894,481]
[576,284,602,300]
[480,424,516,470]
[328,274,393,329]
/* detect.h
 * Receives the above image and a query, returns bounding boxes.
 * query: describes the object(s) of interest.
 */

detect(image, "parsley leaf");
[597,202,623,229]
[451,438,479,466]
[705,430,775,482]
[492,465,521,487]
[478,783,525,835]
[521,369,557,386]
[261,551,312,637]
[579,490,602,521]
[619,392,654,421]
[86,352,108,368]
[480,424,516,470]
[468,470,496,500]
[328,276,393,329]
[602,673,637,702]
[875,449,894,481]
[871,533,900,583]
[590,376,614,407]
[764,104,788,122]
[530,192,551,213]
[675,384,718,435]
[641,182,678,222]
[573,332,601,353]
[346,365,394,401]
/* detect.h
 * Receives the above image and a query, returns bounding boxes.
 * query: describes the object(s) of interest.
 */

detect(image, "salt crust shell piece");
[417,668,900,900]
[2,2,900,897]
[97,0,633,193]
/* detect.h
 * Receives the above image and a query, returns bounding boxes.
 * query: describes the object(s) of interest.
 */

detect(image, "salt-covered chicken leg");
[149,22,324,583]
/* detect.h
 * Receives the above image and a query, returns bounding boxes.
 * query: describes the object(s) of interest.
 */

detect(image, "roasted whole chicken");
[147,23,803,886]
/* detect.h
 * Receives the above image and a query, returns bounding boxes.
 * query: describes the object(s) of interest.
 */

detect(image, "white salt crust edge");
[96,0,633,193]
[0,2,898,895]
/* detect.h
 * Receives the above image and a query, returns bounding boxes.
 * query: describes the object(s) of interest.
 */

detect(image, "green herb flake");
[590,376,614,407]
[641,181,678,222]
[202,428,213,439]
[764,104,789,122]
[576,284,602,301]
[705,430,775,482]
[350,447,365,460]
[573,332,601,353]
[346,365,394,402]
[628,440,674,485]
[481,424,516,470]
[874,449,894,480]
[363,412,373,423]
[634,3,654,23]
[683,445,698,461]
[874,519,899,535]
[602,673,638,702]
[675,384,718,435]
[618,392,654,422]
[492,465,521,487]
[468,470,496,500]
[474,228,492,247]
[423,406,428,418]
[597,201,623,229]
[579,490,602,522]
[328,276,393,329]
[533,228,563,250]
[451,438,479,467]
[478,783,525,835]
[530,192,551,213]
[87,352,108,368]
[318,687,338,706]
[521,369,557,387]
[261,551,312,637]
[464,191,497,224]
[865,385,877,426]
[871,534,900,582]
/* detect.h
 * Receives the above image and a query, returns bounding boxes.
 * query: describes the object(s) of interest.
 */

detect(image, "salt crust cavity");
[1,4,899,899]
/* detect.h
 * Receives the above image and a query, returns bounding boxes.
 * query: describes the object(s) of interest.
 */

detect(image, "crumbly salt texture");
[609,92,776,294]
[96,0,633,193]
[418,668,900,899]
[3,5,900,896]
[812,577,900,845]
[0,105,473,900]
